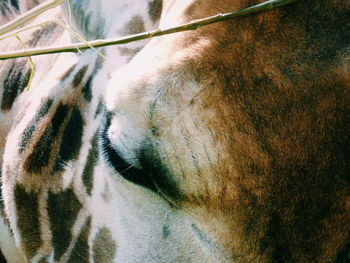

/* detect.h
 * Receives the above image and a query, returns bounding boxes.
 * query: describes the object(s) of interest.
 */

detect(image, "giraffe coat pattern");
[1,0,350,262]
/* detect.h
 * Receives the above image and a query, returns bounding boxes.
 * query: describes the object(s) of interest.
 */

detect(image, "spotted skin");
[1,0,166,262]
[24,103,70,174]
[38,257,49,263]
[67,217,91,263]
[92,227,117,263]
[0,1,18,25]
[19,99,53,153]
[0,4,67,262]
[82,76,93,102]
[0,0,67,167]
[53,107,85,173]
[82,132,99,196]
[1,62,32,111]
[0,22,64,111]
[3,0,348,263]
[14,185,41,259]
[73,65,89,88]
[47,188,83,261]
[148,0,162,23]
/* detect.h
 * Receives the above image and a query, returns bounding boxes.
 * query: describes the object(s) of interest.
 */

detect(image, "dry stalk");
[0,0,67,36]
[0,0,298,60]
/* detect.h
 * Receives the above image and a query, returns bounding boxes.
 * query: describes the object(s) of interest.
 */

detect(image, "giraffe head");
[103,0,350,261]
[1,0,349,262]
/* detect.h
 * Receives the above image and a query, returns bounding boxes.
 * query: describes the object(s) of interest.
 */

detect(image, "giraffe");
[2,0,209,262]
[2,0,350,262]
[3,1,212,262]
[102,0,350,262]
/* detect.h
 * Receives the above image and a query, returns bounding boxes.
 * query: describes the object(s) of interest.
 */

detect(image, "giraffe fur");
[1,0,350,262]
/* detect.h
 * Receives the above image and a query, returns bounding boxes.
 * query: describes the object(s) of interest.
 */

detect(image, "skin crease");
[106,0,350,262]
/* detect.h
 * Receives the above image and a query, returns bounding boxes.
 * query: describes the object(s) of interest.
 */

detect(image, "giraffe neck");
[1,1,165,262]
[0,3,63,262]
[0,2,68,168]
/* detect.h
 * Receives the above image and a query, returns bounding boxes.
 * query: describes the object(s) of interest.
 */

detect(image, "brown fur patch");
[1,61,32,111]
[38,256,49,263]
[73,65,89,87]
[148,0,162,23]
[27,23,63,47]
[59,64,76,83]
[82,132,99,195]
[53,107,84,172]
[121,15,146,35]
[94,97,104,119]
[47,188,82,261]
[92,227,117,263]
[23,103,69,174]
[67,217,91,263]
[14,185,41,259]
[82,76,93,102]
[119,47,142,60]
[19,99,53,153]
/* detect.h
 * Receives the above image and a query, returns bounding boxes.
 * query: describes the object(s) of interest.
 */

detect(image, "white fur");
[0,215,25,263]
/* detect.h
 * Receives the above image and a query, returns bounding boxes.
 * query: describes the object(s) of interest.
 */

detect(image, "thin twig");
[0,0,66,36]
[0,0,297,60]
[0,18,105,58]
[0,20,57,41]
[53,19,105,59]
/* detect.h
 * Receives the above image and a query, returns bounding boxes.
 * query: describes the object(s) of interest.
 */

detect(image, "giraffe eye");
[100,112,157,192]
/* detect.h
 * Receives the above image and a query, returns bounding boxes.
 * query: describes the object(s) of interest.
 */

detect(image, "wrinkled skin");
[104,0,350,262]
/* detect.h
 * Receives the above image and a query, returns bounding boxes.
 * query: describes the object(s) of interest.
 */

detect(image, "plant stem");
[0,0,67,36]
[0,0,297,60]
